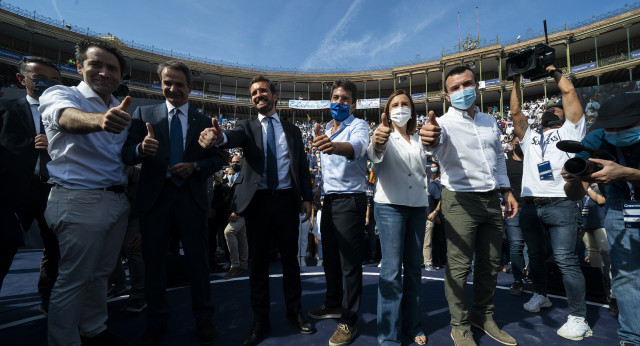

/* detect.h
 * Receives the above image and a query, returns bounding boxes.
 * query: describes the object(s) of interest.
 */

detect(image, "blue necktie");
[266,117,279,190]
[170,109,184,186]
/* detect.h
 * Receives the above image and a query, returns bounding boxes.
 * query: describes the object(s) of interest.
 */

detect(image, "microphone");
[555,140,615,161]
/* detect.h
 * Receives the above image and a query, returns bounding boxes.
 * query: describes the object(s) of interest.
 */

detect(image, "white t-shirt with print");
[520,117,586,197]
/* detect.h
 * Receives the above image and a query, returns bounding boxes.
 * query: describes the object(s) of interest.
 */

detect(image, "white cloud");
[51,0,63,21]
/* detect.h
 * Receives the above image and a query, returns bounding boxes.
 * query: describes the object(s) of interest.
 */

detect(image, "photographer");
[564,93,640,346]
[510,65,591,341]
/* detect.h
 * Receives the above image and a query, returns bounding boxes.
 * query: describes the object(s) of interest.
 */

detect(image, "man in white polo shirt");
[39,38,131,346]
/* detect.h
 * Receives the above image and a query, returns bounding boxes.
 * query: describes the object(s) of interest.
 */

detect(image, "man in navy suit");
[0,56,60,298]
[198,75,315,346]
[122,61,224,345]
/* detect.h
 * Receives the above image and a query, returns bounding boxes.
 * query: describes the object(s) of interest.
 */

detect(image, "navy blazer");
[221,117,312,215]
[122,103,224,213]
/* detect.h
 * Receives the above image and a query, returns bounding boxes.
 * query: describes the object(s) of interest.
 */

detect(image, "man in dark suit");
[199,75,316,346]
[0,56,60,302]
[122,61,224,345]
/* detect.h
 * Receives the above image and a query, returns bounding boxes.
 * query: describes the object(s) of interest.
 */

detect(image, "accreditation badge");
[623,202,640,228]
[537,161,553,180]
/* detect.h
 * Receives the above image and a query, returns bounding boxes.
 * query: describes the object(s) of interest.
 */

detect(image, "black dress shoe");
[138,326,167,346]
[286,311,317,334]
[241,320,270,346]
[197,319,216,344]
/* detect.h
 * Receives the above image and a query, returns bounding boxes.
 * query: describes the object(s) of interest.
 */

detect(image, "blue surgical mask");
[330,103,351,121]
[32,79,58,97]
[430,167,438,173]
[604,125,640,147]
[449,87,476,110]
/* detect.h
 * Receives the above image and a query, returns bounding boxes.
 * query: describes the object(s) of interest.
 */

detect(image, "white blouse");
[367,130,429,207]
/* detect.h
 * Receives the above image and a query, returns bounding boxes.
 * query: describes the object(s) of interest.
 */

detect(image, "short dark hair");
[18,56,60,76]
[331,79,358,104]
[383,89,417,135]
[444,66,476,93]
[157,60,192,86]
[75,39,126,75]
[250,75,277,95]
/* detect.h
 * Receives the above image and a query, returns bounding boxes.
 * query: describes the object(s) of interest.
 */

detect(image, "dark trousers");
[245,189,301,322]
[16,177,58,305]
[321,193,367,325]
[141,181,213,328]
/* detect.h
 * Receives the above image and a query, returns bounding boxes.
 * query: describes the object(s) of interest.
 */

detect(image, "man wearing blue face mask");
[308,79,370,346]
[565,92,640,346]
[0,56,61,309]
[420,66,518,346]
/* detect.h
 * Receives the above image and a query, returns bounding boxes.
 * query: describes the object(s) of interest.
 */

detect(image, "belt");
[324,192,365,201]
[255,188,293,196]
[472,189,499,196]
[523,196,567,206]
[53,184,126,193]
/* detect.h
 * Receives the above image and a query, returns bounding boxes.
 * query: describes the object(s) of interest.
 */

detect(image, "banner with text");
[572,62,596,73]
[356,98,380,109]
[288,100,330,109]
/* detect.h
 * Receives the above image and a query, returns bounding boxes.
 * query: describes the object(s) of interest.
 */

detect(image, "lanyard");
[616,146,637,200]
[539,127,548,160]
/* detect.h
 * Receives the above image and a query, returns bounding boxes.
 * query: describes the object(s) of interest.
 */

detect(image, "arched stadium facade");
[1,3,640,123]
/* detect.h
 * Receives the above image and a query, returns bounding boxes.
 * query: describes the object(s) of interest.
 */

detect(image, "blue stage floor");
[0,250,621,345]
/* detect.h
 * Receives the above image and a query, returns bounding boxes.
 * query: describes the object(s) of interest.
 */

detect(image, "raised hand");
[139,122,159,156]
[313,122,334,154]
[419,110,441,147]
[168,162,195,178]
[102,96,132,134]
[199,117,223,149]
[373,113,391,152]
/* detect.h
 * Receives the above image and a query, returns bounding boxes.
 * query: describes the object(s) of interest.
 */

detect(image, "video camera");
[556,140,615,176]
[506,20,556,81]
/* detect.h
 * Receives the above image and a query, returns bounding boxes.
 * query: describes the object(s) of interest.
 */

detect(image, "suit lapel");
[156,104,170,156]
[282,121,297,177]
[16,99,37,137]
[185,107,199,151]
[251,118,264,154]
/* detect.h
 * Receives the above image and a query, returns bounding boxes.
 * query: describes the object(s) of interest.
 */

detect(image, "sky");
[6,0,633,72]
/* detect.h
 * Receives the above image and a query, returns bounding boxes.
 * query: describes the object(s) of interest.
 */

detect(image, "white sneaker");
[316,259,323,266]
[557,315,593,341]
[523,293,552,312]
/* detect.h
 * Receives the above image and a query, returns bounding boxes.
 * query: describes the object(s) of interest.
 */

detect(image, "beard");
[255,96,274,114]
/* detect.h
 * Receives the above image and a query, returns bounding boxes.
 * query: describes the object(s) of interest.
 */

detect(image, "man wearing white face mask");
[419,66,518,346]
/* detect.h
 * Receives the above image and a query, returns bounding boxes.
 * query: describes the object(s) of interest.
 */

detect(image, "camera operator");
[510,65,591,341]
[564,93,640,346]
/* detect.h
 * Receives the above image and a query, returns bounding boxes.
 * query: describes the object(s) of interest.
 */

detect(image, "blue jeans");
[505,209,528,282]
[604,201,640,344]
[520,199,587,317]
[375,203,426,345]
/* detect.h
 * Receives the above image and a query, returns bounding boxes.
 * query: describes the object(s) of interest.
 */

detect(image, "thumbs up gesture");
[313,122,334,154]
[102,96,132,134]
[199,117,223,149]
[373,113,391,153]
[419,110,441,147]
[139,122,159,156]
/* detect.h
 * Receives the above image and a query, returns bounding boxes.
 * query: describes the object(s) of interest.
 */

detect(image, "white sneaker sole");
[523,301,552,312]
[557,328,593,341]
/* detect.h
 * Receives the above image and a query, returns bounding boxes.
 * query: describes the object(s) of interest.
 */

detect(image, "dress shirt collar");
[326,113,355,132]
[166,101,189,116]
[77,81,119,108]
[258,113,280,124]
[26,94,39,106]
[448,105,481,119]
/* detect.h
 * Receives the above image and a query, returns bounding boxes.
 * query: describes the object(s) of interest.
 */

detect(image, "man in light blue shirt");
[307,80,369,346]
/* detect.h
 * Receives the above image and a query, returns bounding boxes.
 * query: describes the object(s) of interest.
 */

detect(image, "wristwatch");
[500,187,513,194]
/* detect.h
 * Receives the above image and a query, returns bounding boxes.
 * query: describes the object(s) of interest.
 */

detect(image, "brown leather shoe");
[469,315,517,345]
[450,328,476,346]
[223,266,244,279]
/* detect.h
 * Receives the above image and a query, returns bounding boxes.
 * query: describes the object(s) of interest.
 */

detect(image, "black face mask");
[514,143,524,158]
[231,164,241,172]
[32,79,58,97]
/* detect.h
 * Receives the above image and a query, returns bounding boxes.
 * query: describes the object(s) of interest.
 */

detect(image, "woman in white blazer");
[367,90,429,346]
